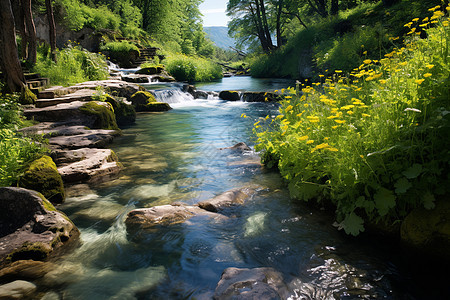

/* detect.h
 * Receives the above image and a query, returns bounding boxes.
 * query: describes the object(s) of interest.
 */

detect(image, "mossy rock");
[19,156,65,204]
[19,87,37,105]
[242,92,283,102]
[130,91,158,112]
[79,101,119,130]
[219,90,241,101]
[135,66,165,75]
[140,102,172,112]
[104,94,136,126]
[7,242,53,262]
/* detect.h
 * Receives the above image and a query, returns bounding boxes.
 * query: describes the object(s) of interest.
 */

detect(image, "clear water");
[53,78,448,299]
[195,76,296,92]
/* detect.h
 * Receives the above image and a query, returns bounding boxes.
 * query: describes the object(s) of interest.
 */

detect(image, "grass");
[165,53,223,82]
[33,43,109,86]
[253,6,450,235]
[0,94,48,186]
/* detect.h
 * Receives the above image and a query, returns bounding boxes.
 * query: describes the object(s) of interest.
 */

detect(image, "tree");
[20,0,36,65]
[45,0,57,62]
[0,0,26,92]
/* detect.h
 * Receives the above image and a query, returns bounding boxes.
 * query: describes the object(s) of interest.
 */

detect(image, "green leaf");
[423,192,436,210]
[374,188,396,216]
[402,164,423,179]
[355,196,375,213]
[341,212,365,236]
[288,182,322,201]
[394,178,412,194]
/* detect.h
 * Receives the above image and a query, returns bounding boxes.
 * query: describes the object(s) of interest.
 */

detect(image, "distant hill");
[204,26,236,50]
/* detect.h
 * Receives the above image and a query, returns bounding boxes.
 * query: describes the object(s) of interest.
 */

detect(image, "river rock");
[214,267,289,300]
[48,130,120,150]
[400,199,450,260]
[220,142,252,152]
[18,156,65,204]
[104,96,136,126]
[151,74,176,82]
[194,90,209,99]
[121,74,150,84]
[219,91,241,101]
[197,186,258,213]
[55,148,122,183]
[0,260,53,283]
[0,280,36,299]
[126,203,228,231]
[0,187,79,264]
[136,66,164,75]
[71,80,143,99]
[242,92,282,102]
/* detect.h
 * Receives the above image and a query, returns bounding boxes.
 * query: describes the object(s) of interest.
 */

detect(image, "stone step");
[24,73,41,80]
[35,89,96,108]
[26,78,49,89]
[49,131,119,150]
[54,148,122,183]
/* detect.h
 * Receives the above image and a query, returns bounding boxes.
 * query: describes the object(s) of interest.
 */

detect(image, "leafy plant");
[254,7,450,235]
[165,53,223,82]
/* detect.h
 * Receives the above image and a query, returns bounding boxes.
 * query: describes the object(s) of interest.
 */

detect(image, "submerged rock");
[48,130,120,150]
[18,156,65,204]
[0,260,53,283]
[0,188,79,264]
[136,66,164,75]
[401,199,450,260]
[197,186,258,213]
[242,92,282,102]
[219,91,241,101]
[214,267,289,300]
[220,142,252,152]
[121,74,150,84]
[126,203,227,231]
[0,280,37,299]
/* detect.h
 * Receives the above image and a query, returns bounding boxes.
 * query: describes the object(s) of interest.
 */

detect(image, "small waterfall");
[152,89,194,104]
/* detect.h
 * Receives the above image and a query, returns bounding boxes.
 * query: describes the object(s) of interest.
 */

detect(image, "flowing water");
[52,77,447,299]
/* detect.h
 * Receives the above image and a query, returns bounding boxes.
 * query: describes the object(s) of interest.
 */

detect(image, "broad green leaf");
[423,192,436,210]
[356,196,375,213]
[341,212,365,236]
[402,164,423,179]
[394,178,412,194]
[374,188,396,216]
[288,182,322,201]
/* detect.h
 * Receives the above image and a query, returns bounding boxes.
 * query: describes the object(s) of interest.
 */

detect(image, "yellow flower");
[362,113,371,117]
[426,64,435,69]
[363,59,372,64]
[265,115,270,120]
[297,135,309,141]
[306,140,314,144]
[443,21,449,27]
[415,79,425,85]
[363,50,368,55]
[422,17,429,22]
[285,96,293,99]
[347,111,354,115]
[285,105,294,113]
[423,73,432,78]
[241,113,247,118]
[324,137,330,141]
[419,23,430,27]
[412,18,419,22]
[334,119,346,124]
[360,155,364,159]
[254,121,261,126]
[304,103,309,107]
[332,125,339,129]
[326,147,339,152]
[335,70,342,73]
[379,79,387,84]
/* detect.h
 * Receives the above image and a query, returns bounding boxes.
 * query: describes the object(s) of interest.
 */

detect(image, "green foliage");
[0,94,47,186]
[100,41,139,67]
[34,44,109,86]
[79,101,119,130]
[165,54,223,82]
[254,10,450,235]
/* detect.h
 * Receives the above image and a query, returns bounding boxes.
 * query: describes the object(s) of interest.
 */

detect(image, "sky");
[199,0,231,27]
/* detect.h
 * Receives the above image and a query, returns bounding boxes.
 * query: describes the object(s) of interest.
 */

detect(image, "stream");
[53,77,446,299]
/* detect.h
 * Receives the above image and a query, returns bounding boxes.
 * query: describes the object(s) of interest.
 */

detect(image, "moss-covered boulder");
[19,156,65,204]
[401,199,450,260]
[104,94,136,126]
[128,91,172,112]
[219,90,241,101]
[140,102,172,112]
[242,92,283,102]
[79,101,119,130]
[135,66,165,75]
[19,87,37,105]
[0,187,79,265]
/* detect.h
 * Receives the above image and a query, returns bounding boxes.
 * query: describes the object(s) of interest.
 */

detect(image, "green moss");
[79,101,119,130]
[19,87,37,105]
[105,94,136,126]
[130,91,160,112]
[19,156,65,204]
[140,102,172,112]
[7,242,52,262]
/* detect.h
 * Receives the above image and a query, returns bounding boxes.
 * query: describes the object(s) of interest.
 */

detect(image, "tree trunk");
[0,0,26,92]
[11,0,27,59]
[20,0,36,65]
[331,0,339,15]
[276,0,284,47]
[252,2,270,52]
[45,0,57,62]
[258,0,274,50]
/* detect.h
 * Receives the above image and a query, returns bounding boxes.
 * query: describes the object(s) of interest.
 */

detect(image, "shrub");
[165,54,223,82]
[33,45,109,86]
[100,41,140,67]
[253,8,450,236]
